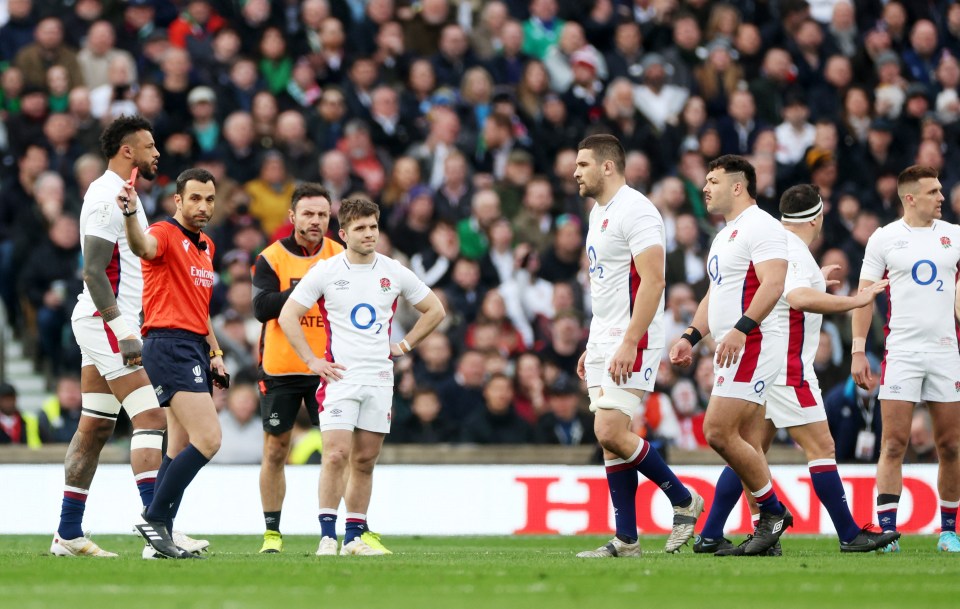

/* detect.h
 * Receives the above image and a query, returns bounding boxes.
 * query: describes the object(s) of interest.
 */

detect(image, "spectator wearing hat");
[534,376,595,446]
[561,48,605,121]
[0,383,29,445]
[873,50,908,119]
[544,22,606,95]
[633,53,688,134]
[186,86,220,153]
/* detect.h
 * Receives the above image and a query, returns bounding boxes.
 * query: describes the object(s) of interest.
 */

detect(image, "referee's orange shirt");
[141,219,216,337]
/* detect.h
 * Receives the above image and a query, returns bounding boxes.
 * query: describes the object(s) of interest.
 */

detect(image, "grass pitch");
[2,534,956,609]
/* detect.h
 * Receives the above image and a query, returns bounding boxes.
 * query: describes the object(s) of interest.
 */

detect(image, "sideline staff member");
[252,183,343,554]
[121,167,228,559]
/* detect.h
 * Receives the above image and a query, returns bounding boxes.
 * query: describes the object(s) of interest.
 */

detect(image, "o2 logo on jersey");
[911,259,944,292]
[587,245,605,278]
[644,368,653,382]
[708,255,722,285]
[754,380,765,394]
[350,303,384,334]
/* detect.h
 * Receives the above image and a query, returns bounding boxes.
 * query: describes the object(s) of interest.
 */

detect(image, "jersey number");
[587,246,604,278]
[911,260,944,291]
[350,303,383,332]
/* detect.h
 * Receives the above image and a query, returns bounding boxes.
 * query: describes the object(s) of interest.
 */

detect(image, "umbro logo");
[182,239,190,252]
[329,408,342,416]
[772,521,784,534]
[334,280,349,286]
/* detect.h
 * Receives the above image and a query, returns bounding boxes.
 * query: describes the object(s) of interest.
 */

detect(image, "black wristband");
[122,208,138,217]
[680,327,702,346]
[734,315,759,335]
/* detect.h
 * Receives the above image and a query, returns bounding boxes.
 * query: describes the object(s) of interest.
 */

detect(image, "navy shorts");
[142,329,212,406]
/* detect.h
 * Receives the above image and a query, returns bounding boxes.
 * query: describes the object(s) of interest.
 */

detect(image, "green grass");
[2,535,956,609]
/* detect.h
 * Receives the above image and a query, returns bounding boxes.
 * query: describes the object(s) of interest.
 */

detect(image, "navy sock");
[167,489,186,533]
[135,469,158,508]
[808,460,860,542]
[152,455,172,505]
[345,513,367,544]
[265,511,281,532]
[941,500,959,533]
[752,481,785,515]
[146,444,208,522]
[319,509,337,540]
[605,448,640,543]
[701,466,742,539]
[57,487,88,540]
[634,440,692,507]
[877,493,899,533]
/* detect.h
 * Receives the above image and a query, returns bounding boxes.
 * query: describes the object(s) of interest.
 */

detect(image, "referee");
[120,168,228,559]
[252,183,343,554]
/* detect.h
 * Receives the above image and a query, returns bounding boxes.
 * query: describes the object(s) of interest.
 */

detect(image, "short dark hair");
[707,154,757,199]
[338,197,380,230]
[100,115,154,160]
[176,168,216,198]
[487,372,512,386]
[898,165,939,190]
[578,134,626,174]
[291,182,332,210]
[779,184,821,215]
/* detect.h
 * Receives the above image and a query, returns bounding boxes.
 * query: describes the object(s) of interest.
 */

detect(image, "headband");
[781,197,823,223]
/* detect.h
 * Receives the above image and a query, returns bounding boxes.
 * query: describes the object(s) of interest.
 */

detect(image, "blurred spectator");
[445,256,485,323]
[413,332,455,388]
[905,407,938,464]
[457,188,500,260]
[534,376,594,445]
[665,214,708,299]
[460,373,534,444]
[245,150,295,235]
[512,176,554,252]
[538,213,581,283]
[403,0,454,57]
[634,53,688,134]
[522,0,564,60]
[14,16,83,89]
[0,383,28,445]
[78,20,137,90]
[169,0,225,58]
[436,349,486,423]
[214,382,263,464]
[390,388,459,443]
[411,220,460,288]
[825,354,883,463]
[536,310,582,378]
[36,375,82,443]
[0,0,37,65]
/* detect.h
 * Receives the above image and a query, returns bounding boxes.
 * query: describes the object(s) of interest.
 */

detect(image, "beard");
[138,159,158,181]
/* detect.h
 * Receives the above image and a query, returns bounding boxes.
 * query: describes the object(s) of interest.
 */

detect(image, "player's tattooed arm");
[83,235,142,365]
[83,235,123,322]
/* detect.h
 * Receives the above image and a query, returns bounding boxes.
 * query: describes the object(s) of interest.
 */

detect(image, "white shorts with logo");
[711,333,785,405]
[72,314,143,381]
[879,350,960,403]
[584,342,661,392]
[316,381,393,433]
[765,381,827,428]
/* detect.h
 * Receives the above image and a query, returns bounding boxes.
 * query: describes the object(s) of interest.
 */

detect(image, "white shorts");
[585,343,661,392]
[765,382,827,428]
[879,350,960,403]
[72,314,143,381]
[711,333,785,405]
[317,382,392,433]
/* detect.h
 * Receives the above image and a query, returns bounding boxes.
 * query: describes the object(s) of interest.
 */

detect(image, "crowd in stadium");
[0,0,955,460]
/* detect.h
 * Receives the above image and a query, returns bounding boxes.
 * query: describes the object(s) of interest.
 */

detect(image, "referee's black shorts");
[259,375,320,434]
[142,329,212,406]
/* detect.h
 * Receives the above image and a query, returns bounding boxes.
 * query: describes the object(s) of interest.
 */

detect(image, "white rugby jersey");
[289,252,431,386]
[860,219,960,353]
[706,204,787,342]
[72,170,147,329]
[584,185,665,348]
[774,231,825,395]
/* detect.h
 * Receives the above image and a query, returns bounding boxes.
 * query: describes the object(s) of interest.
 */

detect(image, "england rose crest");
[601,218,609,232]
[728,230,738,243]
[955,381,960,392]
[380,277,391,292]
[942,236,952,249]
[717,376,725,387]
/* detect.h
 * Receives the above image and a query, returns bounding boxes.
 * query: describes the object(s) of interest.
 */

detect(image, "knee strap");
[131,429,165,450]
[589,386,643,418]
[123,384,161,419]
[81,393,122,420]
